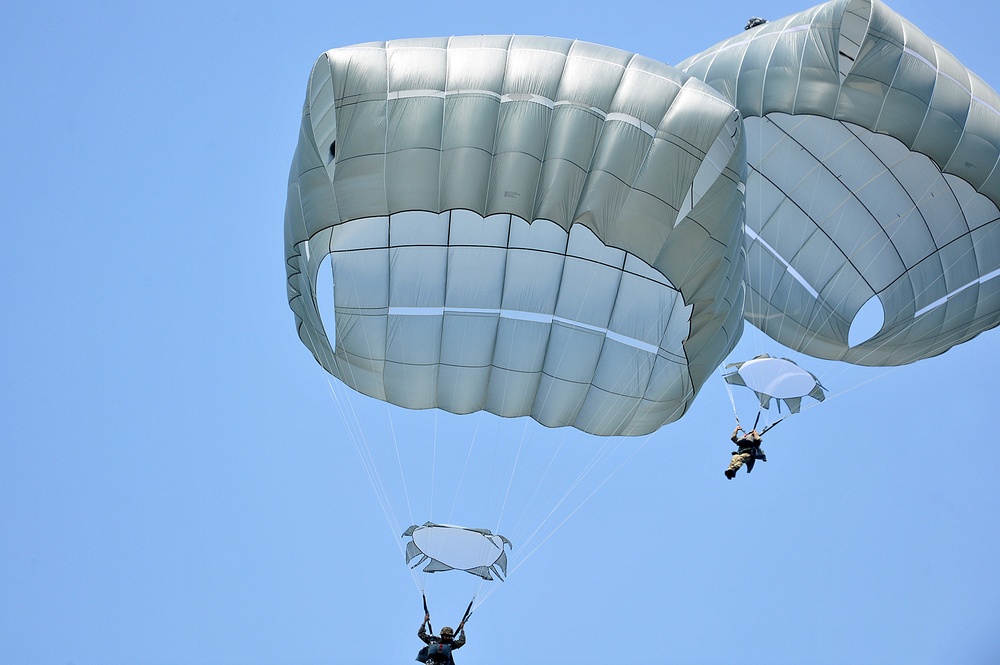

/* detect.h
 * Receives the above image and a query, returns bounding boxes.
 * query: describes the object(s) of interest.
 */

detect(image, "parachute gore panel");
[681,0,1000,366]
[286,36,748,435]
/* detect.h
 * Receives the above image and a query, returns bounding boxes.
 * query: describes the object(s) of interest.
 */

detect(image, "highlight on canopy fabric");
[723,354,827,414]
[285,35,748,435]
[403,522,512,581]
[679,0,1000,367]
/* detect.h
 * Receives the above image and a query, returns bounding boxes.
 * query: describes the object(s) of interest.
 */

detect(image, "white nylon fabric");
[286,36,747,436]
[734,357,820,399]
[723,354,827,413]
[680,0,1000,365]
[405,523,509,576]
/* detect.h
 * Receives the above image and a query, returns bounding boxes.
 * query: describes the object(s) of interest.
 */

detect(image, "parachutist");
[417,619,466,665]
[745,17,767,30]
[725,426,767,479]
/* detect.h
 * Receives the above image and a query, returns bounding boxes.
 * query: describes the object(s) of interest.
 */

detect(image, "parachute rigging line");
[476,429,655,607]
[760,418,783,435]
[326,378,422,591]
[721,366,740,422]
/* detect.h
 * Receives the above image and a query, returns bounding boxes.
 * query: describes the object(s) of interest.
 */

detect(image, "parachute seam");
[750,154,1000,364]
[437,37,454,431]
[752,118,903,295]
[838,122,971,333]
[747,112,999,364]
[757,14,785,116]
[480,36,513,214]
[870,9,906,133]
[313,230,686,284]
[790,14,813,114]
[540,53,616,431]
[582,57,674,435]
[875,215,1000,325]
[524,40,566,223]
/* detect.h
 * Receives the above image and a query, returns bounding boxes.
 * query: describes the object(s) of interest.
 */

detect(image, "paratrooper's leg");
[725,452,752,479]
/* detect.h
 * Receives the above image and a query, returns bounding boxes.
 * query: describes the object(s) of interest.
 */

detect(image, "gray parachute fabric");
[285,36,747,436]
[723,354,826,413]
[680,0,1000,366]
[403,522,511,581]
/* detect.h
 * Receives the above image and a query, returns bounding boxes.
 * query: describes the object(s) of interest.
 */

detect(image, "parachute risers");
[723,354,826,414]
[403,522,512,581]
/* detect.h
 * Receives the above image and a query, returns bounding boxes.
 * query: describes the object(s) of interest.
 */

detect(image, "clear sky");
[2,1,999,663]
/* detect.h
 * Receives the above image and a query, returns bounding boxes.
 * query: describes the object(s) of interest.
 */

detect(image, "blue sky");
[2,1,998,663]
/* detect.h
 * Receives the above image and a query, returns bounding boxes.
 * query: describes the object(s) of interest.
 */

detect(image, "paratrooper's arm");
[418,621,432,645]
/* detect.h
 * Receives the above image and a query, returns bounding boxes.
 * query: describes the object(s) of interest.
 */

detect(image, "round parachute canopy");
[723,354,826,414]
[403,522,511,581]
[286,36,748,436]
[679,0,1000,366]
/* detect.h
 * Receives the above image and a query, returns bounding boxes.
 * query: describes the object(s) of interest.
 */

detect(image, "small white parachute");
[403,522,512,581]
[723,354,826,414]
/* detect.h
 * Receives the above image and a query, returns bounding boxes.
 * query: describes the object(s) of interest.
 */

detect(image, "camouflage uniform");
[417,622,466,665]
[725,427,766,479]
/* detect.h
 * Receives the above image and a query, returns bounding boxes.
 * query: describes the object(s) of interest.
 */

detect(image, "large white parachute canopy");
[403,523,511,581]
[680,0,1000,366]
[723,354,827,413]
[285,36,748,436]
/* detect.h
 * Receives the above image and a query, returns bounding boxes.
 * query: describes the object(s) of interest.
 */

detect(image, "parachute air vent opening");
[316,252,336,347]
[839,0,872,81]
[849,294,884,347]
[329,141,336,163]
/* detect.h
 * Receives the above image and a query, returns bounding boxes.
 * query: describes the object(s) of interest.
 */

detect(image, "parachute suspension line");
[322,254,420,588]
[504,429,568,545]
[326,379,398,536]
[482,257,678,579]
[325,378,421,591]
[477,431,654,608]
[384,396,426,594]
[813,364,898,404]
[321,265,422,589]
[721,366,739,421]
[446,415,482,524]
[535,437,616,523]
[510,435,627,570]
[384,400,416,529]
[494,417,531,534]
[430,406,438,520]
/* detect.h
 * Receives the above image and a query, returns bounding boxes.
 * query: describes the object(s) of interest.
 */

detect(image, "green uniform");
[726,427,765,479]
